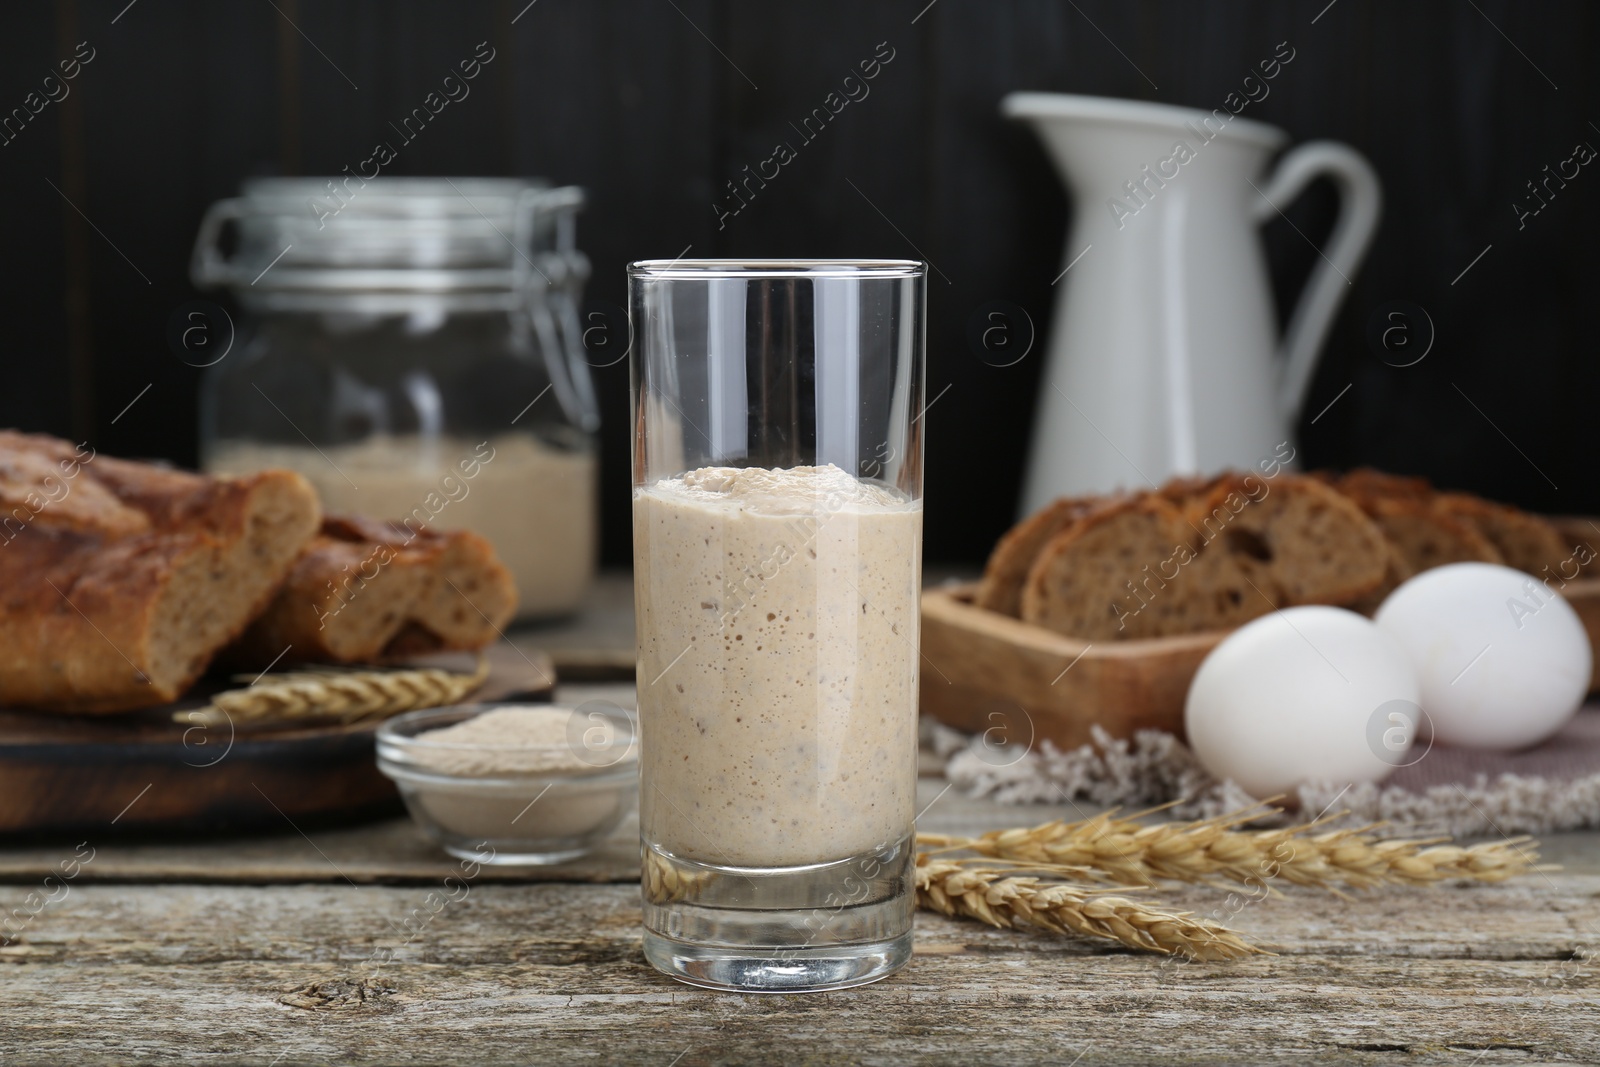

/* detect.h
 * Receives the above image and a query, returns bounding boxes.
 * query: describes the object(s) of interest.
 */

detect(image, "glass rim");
[628,258,925,280]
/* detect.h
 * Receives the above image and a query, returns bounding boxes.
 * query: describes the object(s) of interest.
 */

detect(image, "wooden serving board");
[0,644,553,836]
[920,579,1600,752]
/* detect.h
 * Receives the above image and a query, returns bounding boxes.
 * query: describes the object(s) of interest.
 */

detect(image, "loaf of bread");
[1018,473,1390,640]
[226,516,518,668]
[0,431,321,712]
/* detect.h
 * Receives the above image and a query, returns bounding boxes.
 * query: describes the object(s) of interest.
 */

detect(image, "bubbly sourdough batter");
[634,465,922,867]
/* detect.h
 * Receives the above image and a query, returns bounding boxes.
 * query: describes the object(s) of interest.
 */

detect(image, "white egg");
[1185,606,1421,799]
[1374,562,1591,750]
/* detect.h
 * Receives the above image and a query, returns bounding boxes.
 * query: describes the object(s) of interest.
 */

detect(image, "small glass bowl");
[377,702,638,866]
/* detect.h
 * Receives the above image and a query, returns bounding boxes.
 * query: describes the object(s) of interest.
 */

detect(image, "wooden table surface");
[2,576,1598,1065]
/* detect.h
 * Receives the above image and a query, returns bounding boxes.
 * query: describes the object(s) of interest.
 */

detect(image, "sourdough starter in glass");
[633,464,921,868]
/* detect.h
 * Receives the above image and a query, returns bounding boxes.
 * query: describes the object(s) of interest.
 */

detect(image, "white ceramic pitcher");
[1003,92,1382,514]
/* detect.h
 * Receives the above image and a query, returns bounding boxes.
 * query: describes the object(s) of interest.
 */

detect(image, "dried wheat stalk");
[919,806,1543,891]
[641,847,706,905]
[916,859,1264,961]
[174,658,489,727]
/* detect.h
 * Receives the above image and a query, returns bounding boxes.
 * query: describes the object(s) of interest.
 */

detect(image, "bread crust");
[0,441,148,536]
[0,528,199,709]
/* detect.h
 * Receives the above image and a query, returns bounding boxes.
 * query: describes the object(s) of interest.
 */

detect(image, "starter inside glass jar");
[209,432,596,619]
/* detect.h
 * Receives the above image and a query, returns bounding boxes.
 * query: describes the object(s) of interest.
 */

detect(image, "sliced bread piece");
[228,516,517,667]
[1019,494,1232,639]
[1333,469,1503,572]
[225,517,447,666]
[1545,515,1600,577]
[1433,492,1571,577]
[1188,473,1391,607]
[400,525,518,648]
[975,494,1110,616]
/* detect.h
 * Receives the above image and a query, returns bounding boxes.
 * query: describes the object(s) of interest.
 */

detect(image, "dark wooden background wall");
[2,0,1595,566]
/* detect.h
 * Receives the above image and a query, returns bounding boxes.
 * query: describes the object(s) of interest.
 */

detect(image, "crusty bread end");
[0,433,320,712]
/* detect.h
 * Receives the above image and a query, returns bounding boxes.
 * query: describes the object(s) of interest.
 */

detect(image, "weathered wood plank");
[2,957,1590,1066]
[0,880,1595,1065]
[5,874,1598,964]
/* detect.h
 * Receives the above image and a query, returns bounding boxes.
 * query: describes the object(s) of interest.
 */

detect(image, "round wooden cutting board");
[0,645,553,836]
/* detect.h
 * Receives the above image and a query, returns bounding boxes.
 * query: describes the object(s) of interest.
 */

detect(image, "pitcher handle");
[1250,141,1382,423]
[189,198,245,289]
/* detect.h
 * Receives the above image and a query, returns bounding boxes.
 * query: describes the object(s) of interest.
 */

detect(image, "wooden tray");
[0,644,553,836]
[920,579,1600,752]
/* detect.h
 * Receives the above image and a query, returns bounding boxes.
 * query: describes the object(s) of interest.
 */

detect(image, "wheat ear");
[174,658,489,727]
[919,807,1542,890]
[915,859,1264,961]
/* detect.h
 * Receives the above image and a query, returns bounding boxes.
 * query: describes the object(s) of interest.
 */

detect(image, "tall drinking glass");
[629,260,926,992]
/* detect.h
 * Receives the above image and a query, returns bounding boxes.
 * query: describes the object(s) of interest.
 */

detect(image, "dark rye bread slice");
[1433,492,1572,577]
[1546,515,1600,576]
[1017,494,1229,639]
[1191,474,1390,607]
[977,479,1228,618]
[228,516,518,667]
[1019,473,1389,640]
[975,494,1113,616]
[0,431,320,712]
[1336,468,1585,581]
[979,477,1256,620]
[1333,468,1503,573]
